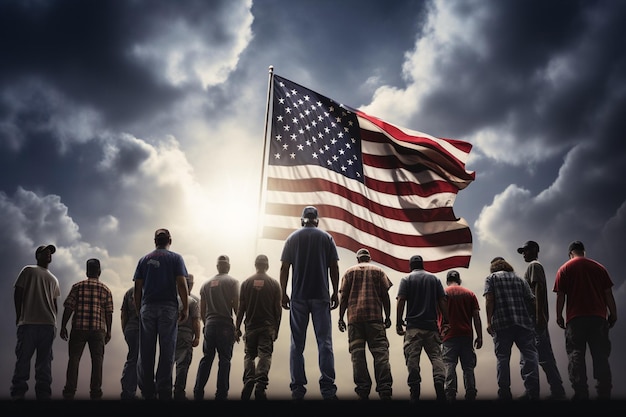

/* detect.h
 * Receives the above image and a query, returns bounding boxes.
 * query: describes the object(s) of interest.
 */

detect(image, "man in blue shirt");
[280,206,340,401]
[134,228,189,400]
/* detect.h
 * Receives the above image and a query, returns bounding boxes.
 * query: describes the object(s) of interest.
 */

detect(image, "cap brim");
[516,247,525,254]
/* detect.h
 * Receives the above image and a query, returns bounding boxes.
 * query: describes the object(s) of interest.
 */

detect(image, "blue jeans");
[493,325,539,399]
[403,327,445,399]
[174,332,194,398]
[10,324,56,400]
[565,316,612,399]
[289,299,337,399]
[442,336,477,399]
[138,303,179,400]
[535,326,565,396]
[120,327,139,399]
[193,320,235,400]
[62,329,106,399]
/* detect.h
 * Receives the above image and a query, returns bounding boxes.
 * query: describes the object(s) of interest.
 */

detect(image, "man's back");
[64,278,113,331]
[14,265,60,326]
[281,226,338,301]
[201,274,239,323]
[398,270,444,331]
[341,262,391,323]
[444,285,478,341]
[240,272,282,331]
[555,256,613,322]
[134,248,186,308]
[484,270,534,332]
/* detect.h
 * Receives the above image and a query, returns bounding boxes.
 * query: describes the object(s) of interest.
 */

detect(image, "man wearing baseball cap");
[338,248,393,400]
[134,228,189,400]
[396,255,449,402]
[11,244,61,400]
[440,270,482,401]
[280,205,340,401]
[517,240,566,400]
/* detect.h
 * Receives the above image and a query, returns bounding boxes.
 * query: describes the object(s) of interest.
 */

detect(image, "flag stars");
[275,134,282,141]
[290,134,297,141]
[282,144,289,150]
[312,152,318,159]
[274,153,281,159]
[290,153,296,159]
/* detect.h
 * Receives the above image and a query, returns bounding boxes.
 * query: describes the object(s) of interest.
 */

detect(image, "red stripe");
[262,226,471,273]
[266,178,458,222]
[360,128,476,183]
[264,202,471,247]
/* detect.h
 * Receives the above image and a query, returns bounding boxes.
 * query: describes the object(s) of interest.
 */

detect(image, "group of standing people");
[9,206,618,402]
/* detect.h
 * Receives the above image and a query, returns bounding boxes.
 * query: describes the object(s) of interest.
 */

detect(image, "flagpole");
[255,66,275,249]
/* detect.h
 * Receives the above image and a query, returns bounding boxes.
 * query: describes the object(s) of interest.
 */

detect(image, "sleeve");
[64,284,78,309]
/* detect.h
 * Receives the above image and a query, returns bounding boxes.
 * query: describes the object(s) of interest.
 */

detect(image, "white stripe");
[268,165,458,209]
[264,215,472,261]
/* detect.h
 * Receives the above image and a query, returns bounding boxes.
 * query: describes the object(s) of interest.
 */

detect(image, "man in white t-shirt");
[11,244,61,400]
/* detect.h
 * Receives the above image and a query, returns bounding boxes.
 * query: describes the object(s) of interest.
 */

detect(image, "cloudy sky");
[1,0,625,401]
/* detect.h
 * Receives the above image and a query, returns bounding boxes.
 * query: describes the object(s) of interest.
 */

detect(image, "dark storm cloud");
[246,0,429,106]
[417,0,626,152]
[0,0,247,127]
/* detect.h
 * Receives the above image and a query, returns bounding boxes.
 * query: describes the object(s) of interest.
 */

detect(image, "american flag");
[260,74,475,273]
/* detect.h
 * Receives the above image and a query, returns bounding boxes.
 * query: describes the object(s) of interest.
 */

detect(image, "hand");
[178,309,189,324]
[486,324,494,336]
[608,314,617,329]
[281,294,290,310]
[384,317,392,329]
[235,328,242,344]
[474,337,483,349]
[338,319,346,332]
[60,327,68,341]
[105,333,111,345]
[556,316,565,329]
[192,337,200,348]
[330,293,339,310]
[396,321,405,336]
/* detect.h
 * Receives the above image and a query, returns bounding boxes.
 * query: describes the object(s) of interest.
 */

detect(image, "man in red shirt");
[554,241,617,400]
[440,270,482,401]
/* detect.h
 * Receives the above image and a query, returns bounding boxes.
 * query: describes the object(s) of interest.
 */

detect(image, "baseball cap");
[517,240,539,254]
[447,270,460,281]
[217,255,230,264]
[255,254,269,265]
[568,241,585,253]
[86,258,101,277]
[36,244,56,256]
[154,228,171,238]
[356,248,371,259]
[301,206,318,220]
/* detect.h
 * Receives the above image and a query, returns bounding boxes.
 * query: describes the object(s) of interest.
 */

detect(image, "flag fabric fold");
[260,74,475,273]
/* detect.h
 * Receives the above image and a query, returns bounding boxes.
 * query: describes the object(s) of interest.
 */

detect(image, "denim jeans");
[347,321,392,398]
[289,299,337,399]
[174,334,194,398]
[193,320,235,400]
[62,329,106,399]
[402,327,445,399]
[120,327,139,399]
[493,325,539,399]
[442,336,477,399]
[242,326,276,392]
[565,316,612,399]
[535,326,565,396]
[138,303,179,400]
[10,324,56,400]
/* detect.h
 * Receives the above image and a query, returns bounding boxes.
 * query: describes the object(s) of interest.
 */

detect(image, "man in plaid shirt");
[60,258,114,399]
[338,248,393,400]
[484,257,539,401]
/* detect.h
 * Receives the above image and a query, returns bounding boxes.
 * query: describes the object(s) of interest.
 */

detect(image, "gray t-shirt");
[14,265,60,326]
[200,274,239,324]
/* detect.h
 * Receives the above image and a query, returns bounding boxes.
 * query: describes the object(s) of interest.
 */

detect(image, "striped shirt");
[64,278,114,331]
[484,270,534,332]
